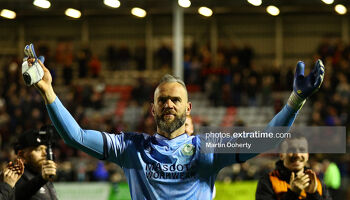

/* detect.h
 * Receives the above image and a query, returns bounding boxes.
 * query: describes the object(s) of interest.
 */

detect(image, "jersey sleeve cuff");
[287,92,306,111]
[46,96,58,108]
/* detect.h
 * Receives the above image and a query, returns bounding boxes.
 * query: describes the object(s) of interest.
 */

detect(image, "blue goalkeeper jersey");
[46,97,298,200]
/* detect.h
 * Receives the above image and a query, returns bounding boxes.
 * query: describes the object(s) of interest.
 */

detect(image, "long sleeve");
[267,105,299,127]
[237,105,298,162]
[255,174,318,200]
[46,97,105,159]
[306,180,332,200]
[14,175,47,200]
[46,97,129,165]
[256,174,302,200]
[214,104,299,169]
[256,174,277,200]
[0,182,14,200]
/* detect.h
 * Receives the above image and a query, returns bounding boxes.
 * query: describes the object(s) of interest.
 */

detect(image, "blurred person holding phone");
[14,130,58,200]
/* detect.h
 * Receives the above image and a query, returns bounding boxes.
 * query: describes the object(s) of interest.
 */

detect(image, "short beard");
[155,111,186,134]
[25,158,43,174]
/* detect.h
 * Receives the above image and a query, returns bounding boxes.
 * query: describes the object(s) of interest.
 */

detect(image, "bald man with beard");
[25,56,325,199]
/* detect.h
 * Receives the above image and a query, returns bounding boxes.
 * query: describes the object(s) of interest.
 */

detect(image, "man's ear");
[151,103,155,117]
[186,102,192,116]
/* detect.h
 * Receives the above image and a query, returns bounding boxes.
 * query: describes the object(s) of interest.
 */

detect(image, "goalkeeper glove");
[287,59,325,110]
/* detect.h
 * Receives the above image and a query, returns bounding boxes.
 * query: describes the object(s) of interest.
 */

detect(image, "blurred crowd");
[0,38,349,198]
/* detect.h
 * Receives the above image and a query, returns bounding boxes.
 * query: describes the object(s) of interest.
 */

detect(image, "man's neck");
[24,164,40,175]
[157,126,186,139]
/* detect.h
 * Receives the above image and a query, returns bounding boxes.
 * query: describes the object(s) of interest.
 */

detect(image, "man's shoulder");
[0,182,14,200]
[110,132,153,145]
[16,168,41,186]
[0,181,13,192]
[124,132,152,139]
[258,170,275,182]
[20,169,35,181]
[108,131,151,139]
[14,170,30,188]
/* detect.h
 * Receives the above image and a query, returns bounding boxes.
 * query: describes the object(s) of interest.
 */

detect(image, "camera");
[22,43,45,86]
[39,125,57,161]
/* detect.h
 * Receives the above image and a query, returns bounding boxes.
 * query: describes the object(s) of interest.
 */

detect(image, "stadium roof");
[0,0,349,17]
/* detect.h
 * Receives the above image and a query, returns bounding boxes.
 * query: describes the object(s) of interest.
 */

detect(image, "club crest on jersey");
[181,144,194,156]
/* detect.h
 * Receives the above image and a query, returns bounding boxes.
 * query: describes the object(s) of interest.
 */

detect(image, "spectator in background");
[88,55,101,78]
[222,83,233,107]
[336,74,350,100]
[55,161,74,182]
[93,161,109,181]
[261,76,273,106]
[256,136,331,200]
[184,53,192,84]
[106,44,117,70]
[246,76,259,106]
[231,72,243,106]
[134,44,146,71]
[56,42,74,85]
[3,60,20,94]
[323,160,341,199]
[317,36,334,61]
[90,80,105,110]
[207,75,222,107]
[1,145,17,165]
[324,106,341,126]
[77,47,91,78]
[155,43,172,69]
[199,45,211,68]
[14,130,58,200]
[239,44,254,68]
[131,78,153,106]
[184,115,194,135]
[116,44,131,70]
[0,99,10,140]
[0,159,24,200]
[38,44,56,85]
[137,113,156,135]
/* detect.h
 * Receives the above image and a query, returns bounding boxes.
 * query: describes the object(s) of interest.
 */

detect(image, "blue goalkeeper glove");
[287,59,325,110]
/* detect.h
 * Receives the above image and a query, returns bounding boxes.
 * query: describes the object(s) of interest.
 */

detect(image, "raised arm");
[46,96,106,159]
[26,58,126,162]
[268,60,324,127]
[28,58,105,158]
[239,60,325,162]
[213,60,325,168]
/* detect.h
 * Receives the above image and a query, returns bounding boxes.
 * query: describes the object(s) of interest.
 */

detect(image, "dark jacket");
[0,182,14,200]
[256,160,332,200]
[14,168,57,200]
